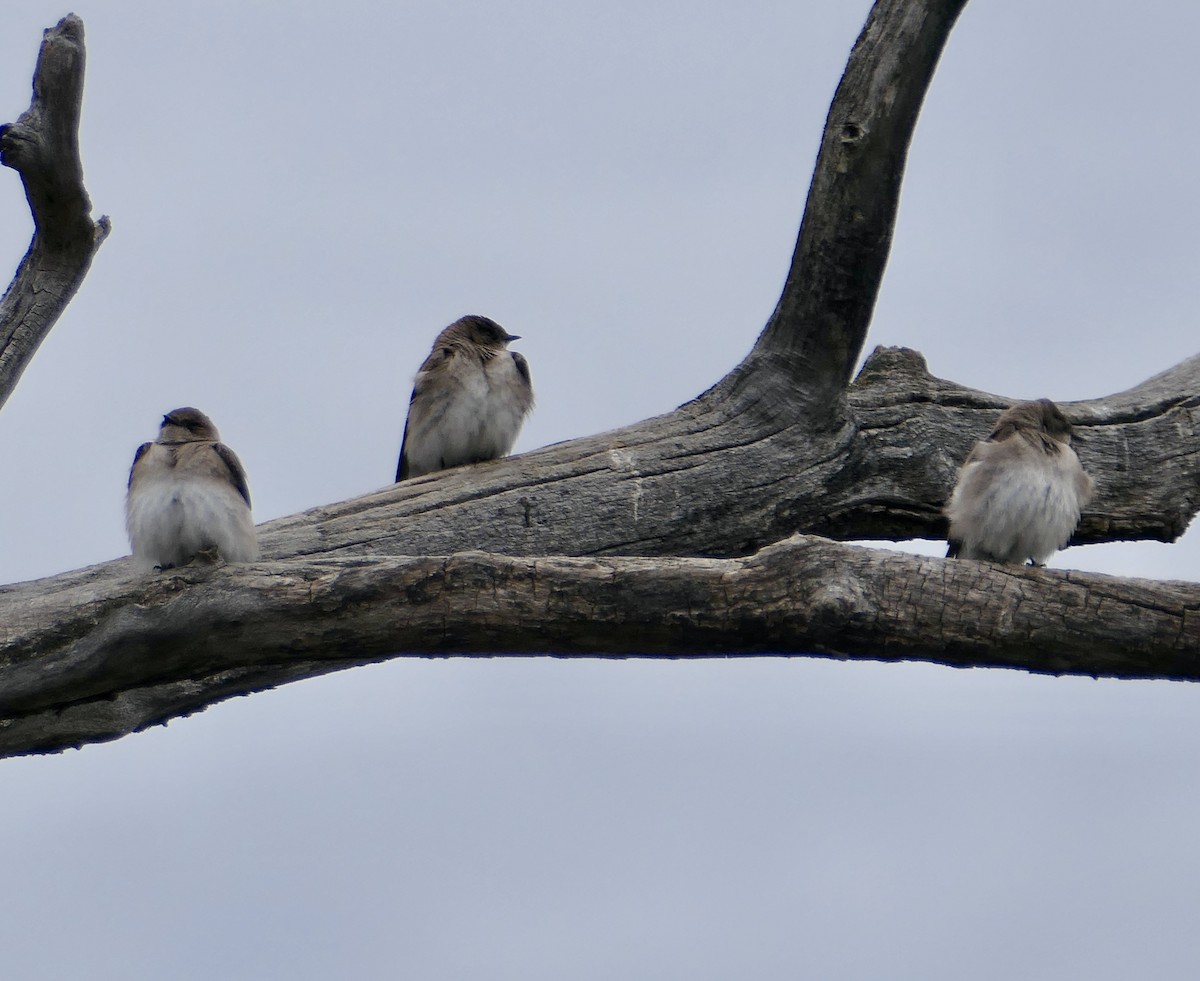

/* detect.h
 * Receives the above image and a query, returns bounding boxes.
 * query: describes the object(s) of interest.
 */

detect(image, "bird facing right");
[396,315,534,481]
[945,398,1093,566]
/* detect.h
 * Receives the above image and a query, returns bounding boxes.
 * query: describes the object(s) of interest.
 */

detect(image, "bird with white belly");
[396,315,534,481]
[126,407,258,570]
[945,398,1093,566]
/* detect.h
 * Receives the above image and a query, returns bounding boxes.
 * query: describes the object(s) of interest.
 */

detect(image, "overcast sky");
[2,1,1198,978]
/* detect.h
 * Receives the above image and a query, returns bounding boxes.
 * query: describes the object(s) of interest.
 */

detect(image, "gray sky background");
[2,1,1198,978]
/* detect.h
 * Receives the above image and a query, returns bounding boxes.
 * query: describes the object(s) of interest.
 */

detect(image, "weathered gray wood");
[1,537,1196,758]
[757,0,969,394]
[242,345,1198,562]
[0,14,109,412]
[1,1,1197,759]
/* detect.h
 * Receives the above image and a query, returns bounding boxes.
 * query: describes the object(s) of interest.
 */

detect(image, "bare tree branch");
[0,1,1196,760]
[0,14,109,412]
[839,347,1200,544]
[1,537,1195,758]
[753,0,969,395]
[242,345,1197,563]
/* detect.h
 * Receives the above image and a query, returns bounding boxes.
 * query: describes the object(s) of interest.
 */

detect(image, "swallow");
[946,398,1093,565]
[396,314,534,480]
[126,407,258,569]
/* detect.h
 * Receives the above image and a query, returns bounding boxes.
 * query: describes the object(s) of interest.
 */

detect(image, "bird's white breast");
[477,353,531,457]
[948,446,1089,565]
[126,465,257,569]
[406,352,530,474]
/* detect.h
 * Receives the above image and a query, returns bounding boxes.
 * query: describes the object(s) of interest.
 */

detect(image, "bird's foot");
[194,546,223,565]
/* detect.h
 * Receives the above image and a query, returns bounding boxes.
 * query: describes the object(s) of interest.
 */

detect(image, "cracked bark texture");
[0,0,1197,758]
[2,538,1196,758]
[0,14,109,412]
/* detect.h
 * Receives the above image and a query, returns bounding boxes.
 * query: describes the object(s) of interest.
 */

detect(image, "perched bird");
[126,407,258,570]
[396,314,534,481]
[945,398,1093,566]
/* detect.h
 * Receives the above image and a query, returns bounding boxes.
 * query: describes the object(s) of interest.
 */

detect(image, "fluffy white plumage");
[397,315,534,481]
[126,407,258,570]
[946,399,1093,566]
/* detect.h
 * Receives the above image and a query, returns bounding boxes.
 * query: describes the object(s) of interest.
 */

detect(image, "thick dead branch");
[1,2,1197,761]
[0,14,109,411]
[243,346,1197,562]
[753,0,968,395]
[1,536,1196,758]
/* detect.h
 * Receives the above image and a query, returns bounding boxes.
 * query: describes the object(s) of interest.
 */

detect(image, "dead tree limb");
[757,0,968,394]
[1,0,1197,758]
[0,14,109,412]
[1,537,1196,758]
[249,345,1199,561]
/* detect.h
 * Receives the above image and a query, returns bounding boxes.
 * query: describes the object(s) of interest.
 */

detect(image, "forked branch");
[0,1,1196,760]
[0,13,109,412]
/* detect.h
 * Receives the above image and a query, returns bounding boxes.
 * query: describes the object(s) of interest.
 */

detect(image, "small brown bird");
[125,407,258,570]
[396,315,534,481]
[945,399,1093,566]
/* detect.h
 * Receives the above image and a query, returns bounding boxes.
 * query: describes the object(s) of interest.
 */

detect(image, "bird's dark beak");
[505,333,521,343]
[161,414,172,427]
